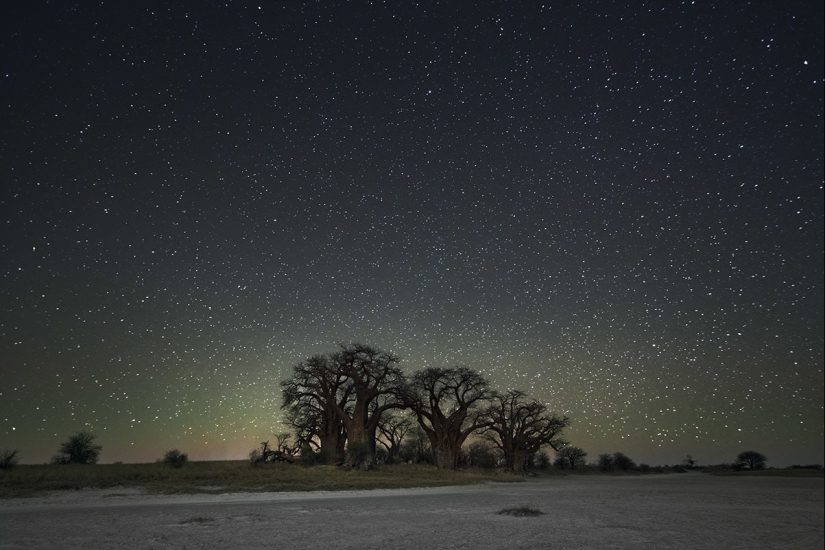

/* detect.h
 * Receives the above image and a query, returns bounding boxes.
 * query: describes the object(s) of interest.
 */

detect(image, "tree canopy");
[736,450,767,470]
[280,344,572,472]
[407,366,492,469]
[480,390,570,472]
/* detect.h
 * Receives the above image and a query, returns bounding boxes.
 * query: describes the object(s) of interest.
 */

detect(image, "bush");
[374,446,389,465]
[597,453,614,472]
[160,449,188,468]
[0,449,19,471]
[556,446,587,470]
[498,506,545,517]
[612,452,636,471]
[299,444,322,467]
[525,451,551,470]
[52,431,102,464]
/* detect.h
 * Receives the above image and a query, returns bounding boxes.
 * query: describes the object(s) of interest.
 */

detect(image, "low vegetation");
[51,431,102,465]
[0,461,521,499]
[0,449,19,471]
[159,449,189,469]
[498,505,545,517]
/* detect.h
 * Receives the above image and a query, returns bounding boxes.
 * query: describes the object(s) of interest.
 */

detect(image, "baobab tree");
[481,390,569,473]
[281,353,352,464]
[328,343,409,469]
[407,366,493,469]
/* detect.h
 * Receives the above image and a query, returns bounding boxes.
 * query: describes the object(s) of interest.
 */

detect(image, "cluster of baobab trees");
[280,343,571,471]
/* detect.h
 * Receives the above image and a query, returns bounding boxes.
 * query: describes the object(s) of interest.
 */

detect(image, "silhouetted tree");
[535,450,552,469]
[480,390,569,473]
[160,449,188,468]
[597,453,614,471]
[0,449,19,471]
[329,344,409,469]
[52,431,102,464]
[377,410,414,464]
[281,353,352,465]
[682,454,697,469]
[556,446,588,470]
[406,366,492,469]
[612,452,636,471]
[736,450,767,470]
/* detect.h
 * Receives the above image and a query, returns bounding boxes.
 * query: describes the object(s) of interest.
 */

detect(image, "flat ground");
[1,472,822,549]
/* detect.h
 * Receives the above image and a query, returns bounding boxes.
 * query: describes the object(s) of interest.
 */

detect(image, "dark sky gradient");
[1,1,822,466]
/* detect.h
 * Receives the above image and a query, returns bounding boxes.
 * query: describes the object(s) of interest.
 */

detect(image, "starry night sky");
[1,1,822,466]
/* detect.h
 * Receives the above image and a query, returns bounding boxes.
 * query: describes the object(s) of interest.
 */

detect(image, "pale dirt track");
[1,472,822,549]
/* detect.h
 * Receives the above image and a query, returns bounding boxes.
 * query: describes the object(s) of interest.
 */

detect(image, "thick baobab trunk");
[508,449,528,473]
[345,424,375,469]
[319,421,346,465]
[430,435,462,470]
[344,402,378,469]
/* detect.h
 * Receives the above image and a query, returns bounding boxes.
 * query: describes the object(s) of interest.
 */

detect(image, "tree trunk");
[319,421,345,465]
[431,437,462,470]
[508,449,527,473]
[344,400,376,469]
[345,423,375,469]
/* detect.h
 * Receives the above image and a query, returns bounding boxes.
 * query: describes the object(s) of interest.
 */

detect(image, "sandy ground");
[1,472,822,549]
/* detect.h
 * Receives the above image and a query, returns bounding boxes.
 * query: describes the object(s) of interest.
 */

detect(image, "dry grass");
[0,461,520,498]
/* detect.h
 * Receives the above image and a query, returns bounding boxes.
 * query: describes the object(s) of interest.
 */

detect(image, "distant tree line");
[280,343,571,471]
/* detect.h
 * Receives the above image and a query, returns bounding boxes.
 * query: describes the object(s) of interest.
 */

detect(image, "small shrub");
[0,449,19,471]
[248,448,263,466]
[638,463,650,472]
[498,506,545,517]
[374,446,389,466]
[299,444,321,467]
[179,516,215,524]
[160,449,188,468]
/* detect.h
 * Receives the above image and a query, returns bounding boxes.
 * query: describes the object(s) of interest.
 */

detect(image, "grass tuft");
[179,516,215,524]
[498,505,545,517]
